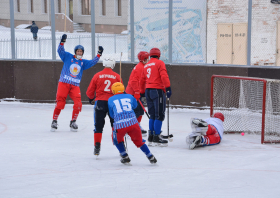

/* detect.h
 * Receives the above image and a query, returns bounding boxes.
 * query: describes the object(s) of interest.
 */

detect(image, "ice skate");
[70,120,78,132]
[140,125,147,137]
[120,154,131,165]
[148,155,157,164]
[94,142,101,158]
[189,135,202,150]
[147,130,153,146]
[153,134,168,147]
[50,120,58,132]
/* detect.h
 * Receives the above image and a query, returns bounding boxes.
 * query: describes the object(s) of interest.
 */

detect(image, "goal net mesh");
[212,76,280,143]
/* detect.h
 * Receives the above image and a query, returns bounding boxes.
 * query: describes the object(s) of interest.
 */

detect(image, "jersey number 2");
[104,80,111,91]
[113,99,132,113]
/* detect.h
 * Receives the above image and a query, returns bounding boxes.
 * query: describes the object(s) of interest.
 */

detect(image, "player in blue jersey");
[51,34,103,132]
[108,82,157,164]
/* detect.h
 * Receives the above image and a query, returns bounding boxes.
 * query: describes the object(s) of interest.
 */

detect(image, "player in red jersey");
[86,57,123,157]
[51,34,103,132]
[140,48,172,146]
[126,51,149,136]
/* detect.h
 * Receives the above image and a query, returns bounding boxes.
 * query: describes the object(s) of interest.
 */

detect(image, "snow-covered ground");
[0,26,128,61]
[1,102,280,198]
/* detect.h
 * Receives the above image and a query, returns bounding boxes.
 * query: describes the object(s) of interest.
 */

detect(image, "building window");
[42,0,47,13]
[117,0,121,16]
[100,0,106,16]
[16,0,20,12]
[82,0,91,15]
[28,0,33,13]
[57,0,61,13]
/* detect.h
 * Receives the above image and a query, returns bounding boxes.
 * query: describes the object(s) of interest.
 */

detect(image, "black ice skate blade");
[161,134,173,139]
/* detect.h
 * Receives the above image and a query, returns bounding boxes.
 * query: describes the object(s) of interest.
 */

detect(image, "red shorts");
[116,124,144,148]
[204,125,221,145]
[55,82,82,111]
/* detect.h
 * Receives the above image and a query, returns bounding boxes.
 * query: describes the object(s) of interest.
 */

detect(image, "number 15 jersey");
[86,68,122,101]
[108,94,138,130]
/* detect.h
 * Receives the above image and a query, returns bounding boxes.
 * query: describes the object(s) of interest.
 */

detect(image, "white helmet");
[103,57,116,69]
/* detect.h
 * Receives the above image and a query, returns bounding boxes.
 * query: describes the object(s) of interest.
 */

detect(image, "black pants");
[94,100,114,133]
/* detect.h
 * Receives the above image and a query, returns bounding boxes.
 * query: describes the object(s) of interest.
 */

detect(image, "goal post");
[211,75,280,144]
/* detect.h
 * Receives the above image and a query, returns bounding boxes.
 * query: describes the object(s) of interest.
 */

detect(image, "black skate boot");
[189,135,202,150]
[50,120,58,132]
[70,120,78,132]
[148,155,157,164]
[94,142,101,156]
[153,134,168,147]
[148,130,154,146]
[120,154,131,164]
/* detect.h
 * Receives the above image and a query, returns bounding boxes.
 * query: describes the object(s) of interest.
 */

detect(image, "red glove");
[134,92,140,100]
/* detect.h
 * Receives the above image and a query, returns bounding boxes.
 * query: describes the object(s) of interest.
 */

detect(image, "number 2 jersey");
[86,68,122,101]
[140,57,170,93]
[57,43,100,87]
[108,93,138,130]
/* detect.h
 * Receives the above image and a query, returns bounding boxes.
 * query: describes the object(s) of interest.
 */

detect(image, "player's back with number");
[86,68,121,101]
[108,94,138,130]
[141,57,170,91]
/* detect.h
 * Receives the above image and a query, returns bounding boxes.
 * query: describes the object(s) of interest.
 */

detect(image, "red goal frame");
[210,75,269,144]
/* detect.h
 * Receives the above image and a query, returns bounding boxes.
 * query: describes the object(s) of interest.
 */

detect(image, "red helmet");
[137,51,149,62]
[149,48,161,58]
[213,112,225,122]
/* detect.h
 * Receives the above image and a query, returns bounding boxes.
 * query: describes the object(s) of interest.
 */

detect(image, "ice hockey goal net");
[211,75,280,144]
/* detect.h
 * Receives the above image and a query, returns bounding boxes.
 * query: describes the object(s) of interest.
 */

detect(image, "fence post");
[10,0,16,59]
[114,34,117,53]
[39,38,41,57]
[130,0,135,62]
[91,0,95,58]
[51,0,56,60]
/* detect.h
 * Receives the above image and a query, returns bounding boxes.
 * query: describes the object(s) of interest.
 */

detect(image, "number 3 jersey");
[108,94,138,130]
[140,57,170,93]
[86,68,122,101]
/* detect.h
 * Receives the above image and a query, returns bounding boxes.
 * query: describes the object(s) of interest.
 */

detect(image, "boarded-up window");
[82,0,91,15]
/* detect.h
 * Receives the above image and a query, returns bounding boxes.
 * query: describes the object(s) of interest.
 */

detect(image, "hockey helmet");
[74,45,84,55]
[137,51,149,62]
[111,82,125,94]
[103,57,116,69]
[213,112,224,122]
[149,48,161,58]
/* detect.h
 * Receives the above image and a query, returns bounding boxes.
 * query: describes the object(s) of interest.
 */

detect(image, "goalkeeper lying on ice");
[186,112,225,150]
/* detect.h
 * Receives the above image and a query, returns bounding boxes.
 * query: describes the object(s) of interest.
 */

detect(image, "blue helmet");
[74,45,84,54]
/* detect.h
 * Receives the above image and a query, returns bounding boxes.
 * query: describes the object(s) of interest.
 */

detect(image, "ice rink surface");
[1,102,280,198]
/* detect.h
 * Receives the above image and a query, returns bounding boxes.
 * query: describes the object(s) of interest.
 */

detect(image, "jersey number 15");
[113,99,132,113]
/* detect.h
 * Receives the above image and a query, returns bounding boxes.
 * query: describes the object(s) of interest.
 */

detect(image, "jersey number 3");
[113,99,132,113]
[104,80,111,91]
[147,68,151,78]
